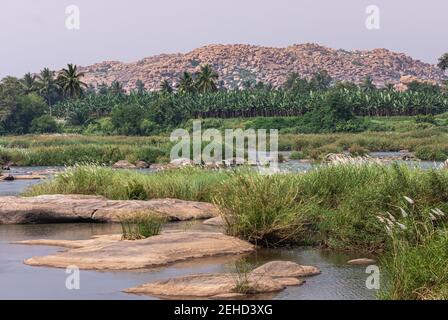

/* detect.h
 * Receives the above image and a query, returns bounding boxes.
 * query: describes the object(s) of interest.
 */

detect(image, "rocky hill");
[79,44,445,92]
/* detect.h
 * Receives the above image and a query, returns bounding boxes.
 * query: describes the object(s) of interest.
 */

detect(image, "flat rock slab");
[347,258,376,265]
[125,274,302,299]
[251,261,321,277]
[0,194,219,224]
[0,175,46,181]
[16,231,255,270]
[125,261,317,299]
[203,216,225,226]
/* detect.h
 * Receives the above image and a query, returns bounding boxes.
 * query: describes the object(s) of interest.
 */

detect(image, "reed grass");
[27,162,448,251]
[376,198,448,300]
[119,212,166,240]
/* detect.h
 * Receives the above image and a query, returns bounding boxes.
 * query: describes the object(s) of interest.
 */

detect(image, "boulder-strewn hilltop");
[80,44,445,91]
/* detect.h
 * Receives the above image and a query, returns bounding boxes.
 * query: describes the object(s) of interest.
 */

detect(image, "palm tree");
[160,79,173,94]
[57,64,87,100]
[360,76,376,92]
[135,79,146,95]
[438,53,448,76]
[178,72,195,94]
[37,68,60,115]
[20,73,39,94]
[110,80,125,96]
[195,65,219,93]
[283,72,300,90]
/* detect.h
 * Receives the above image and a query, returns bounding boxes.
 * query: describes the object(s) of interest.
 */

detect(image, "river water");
[0,222,377,300]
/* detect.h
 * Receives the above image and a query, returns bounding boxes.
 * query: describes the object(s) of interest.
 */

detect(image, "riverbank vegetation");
[26,163,448,299]
[2,121,448,166]
[27,164,448,250]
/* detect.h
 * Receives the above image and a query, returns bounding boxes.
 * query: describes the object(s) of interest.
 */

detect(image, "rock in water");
[17,231,255,270]
[124,260,318,299]
[347,258,376,265]
[170,158,193,167]
[251,261,321,277]
[125,274,295,298]
[135,161,150,169]
[112,160,137,169]
[0,194,219,224]
[203,216,225,226]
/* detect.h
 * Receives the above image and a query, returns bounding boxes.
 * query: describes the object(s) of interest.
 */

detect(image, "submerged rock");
[347,258,376,265]
[0,194,219,224]
[112,160,137,169]
[1,174,15,181]
[17,231,255,270]
[124,261,317,299]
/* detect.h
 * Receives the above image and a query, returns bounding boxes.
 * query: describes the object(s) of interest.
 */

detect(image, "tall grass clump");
[377,198,448,300]
[119,212,166,240]
[232,258,258,294]
[25,165,231,202]
[214,173,308,247]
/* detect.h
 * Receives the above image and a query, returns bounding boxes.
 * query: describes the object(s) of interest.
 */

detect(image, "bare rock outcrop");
[17,231,255,270]
[393,75,439,92]
[78,44,445,92]
[0,194,219,224]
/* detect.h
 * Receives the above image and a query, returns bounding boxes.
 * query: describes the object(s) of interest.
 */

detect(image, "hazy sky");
[0,0,447,78]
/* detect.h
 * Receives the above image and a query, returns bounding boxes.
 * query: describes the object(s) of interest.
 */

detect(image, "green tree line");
[1,53,448,135]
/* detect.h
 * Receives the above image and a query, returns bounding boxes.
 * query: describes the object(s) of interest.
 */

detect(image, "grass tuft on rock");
[119,212,166,240]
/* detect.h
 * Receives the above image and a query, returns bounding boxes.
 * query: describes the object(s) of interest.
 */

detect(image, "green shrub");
[30,115,59,134]
[289,151,304,160]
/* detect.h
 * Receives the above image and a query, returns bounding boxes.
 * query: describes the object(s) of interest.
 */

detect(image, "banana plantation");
[53,87,448,124]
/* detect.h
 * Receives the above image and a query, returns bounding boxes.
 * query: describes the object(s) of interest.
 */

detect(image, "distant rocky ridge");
[79,44,445,92]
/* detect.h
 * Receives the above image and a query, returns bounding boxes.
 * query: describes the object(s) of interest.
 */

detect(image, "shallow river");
[0,222,377,300]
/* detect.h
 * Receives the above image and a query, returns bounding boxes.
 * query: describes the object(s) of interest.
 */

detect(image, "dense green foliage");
[0,77,48,134]
[53,85,448,136]
[2,63,448,136]
[30,115,60,134]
